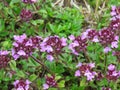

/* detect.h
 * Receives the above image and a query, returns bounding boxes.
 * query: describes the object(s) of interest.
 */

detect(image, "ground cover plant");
[0,0,120,90]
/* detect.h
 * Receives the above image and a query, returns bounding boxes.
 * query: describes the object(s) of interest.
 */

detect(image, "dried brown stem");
[31,55,54,74]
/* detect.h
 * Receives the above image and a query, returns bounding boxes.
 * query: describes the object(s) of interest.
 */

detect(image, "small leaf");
[16,71,25,78]
[29,74,38,81]
[55,76,61,80]
[9,60,16,71]
[58,80,65,88]
[0,19,5,32]
[80,78,86,87]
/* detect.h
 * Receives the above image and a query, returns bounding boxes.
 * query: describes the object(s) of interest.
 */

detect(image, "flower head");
[13,79,31,90]
[106,64,120,81]
[20,9,32,21]
[22,0,37,4]
[12,34,34,60]
[43,75,57,89]
[40,36,67,61]
[0,50,10,69]
[75,62,97,81]
[69,36,87,55]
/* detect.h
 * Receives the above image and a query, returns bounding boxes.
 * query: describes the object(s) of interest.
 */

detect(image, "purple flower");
[17,50,26,56]
[25,39,33,46]
[46,45,53,53]
[0,50,9,55]
[68,35,75,40]
[20,9,32,21]
[31,0,37,3]
[92,36,99,42]
[81,30,89,39]
[61,37,67,46]
[110,11,116,16]
[12,34,34,60]
[13,42,19,47]
[84,70,96,81]
[69,36,87,55]
[13,79,31,90]
[40,36,67,61]
[30,36,42,48]
[13,34,27,43]
[102,87,112,90]
[106,64,120,81]
[75,70,81,77]
[46,55,54,62]
[114,36,119,41]
[103,47,111,53]
[75,62,97,81]
[109,6,120,33]
[0,50,10,69]
[108,64,115,71]
[111,41,118,48]
[76,62,82,68]
[99,28,116,47]
[111,6,116,11]
[81,29,93,39]
[43,75,57,89]
[22,0,37,3]
[88,63,95,68]
[43,83,49,90]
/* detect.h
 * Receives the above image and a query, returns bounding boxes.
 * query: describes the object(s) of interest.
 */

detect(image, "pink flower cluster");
[11,29,119,61]
[110,6,120,33]
[102,87,112,90]
[81,29,99,42]
[22,0,37,3]
[43,75,57,90]
[40,36,67,61]
[13,79,31,90]
[0,50,10,69]
[106,64,120,81]
[69,35,87,55]
[12,34,42,60]
[12,34,67,61]
[99,28,119,53]
[75,62,97,81]
[69,27,119,54]
[20,9,33,21]
[12,34,33,60]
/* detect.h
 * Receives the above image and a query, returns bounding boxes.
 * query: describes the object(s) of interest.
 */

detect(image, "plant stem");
[95,0,100,15]
[83,50,90,62]
[31,55,54,74]
[104,53,107,72]
[32,4,37,11]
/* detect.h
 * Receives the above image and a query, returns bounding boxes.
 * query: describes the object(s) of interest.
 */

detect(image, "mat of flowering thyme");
[0,0,120,90]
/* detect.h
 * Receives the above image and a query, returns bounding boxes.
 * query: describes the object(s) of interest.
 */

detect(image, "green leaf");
[0,19,5,32]
[55,76,61,81]
[10,0,20,7]
[29,74,38,81]
[9,60,16,71]
[97,78,108,86]
[48,23,55,32]
[31,20,44,26]
[80,78,86,87]
[16,71,25,78]
[49,88,57,90]
[0,69,5,80]
[2,40,12,49]
[36,79,42,86]
[58,80,65,88]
